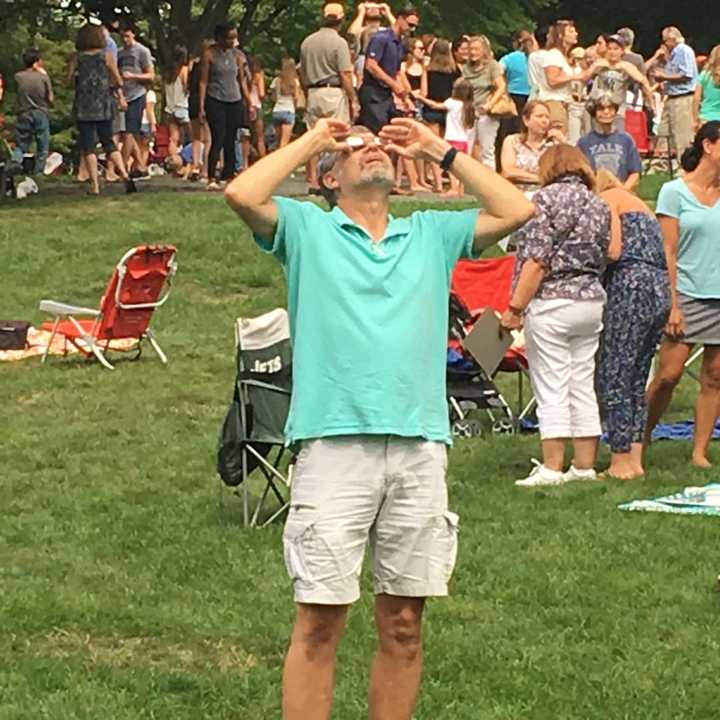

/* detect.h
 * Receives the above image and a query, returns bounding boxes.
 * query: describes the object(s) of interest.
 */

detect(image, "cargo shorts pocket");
[438,511,459,582]
[283,517,315,584]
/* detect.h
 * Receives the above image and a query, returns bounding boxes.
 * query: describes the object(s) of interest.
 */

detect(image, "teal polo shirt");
[254,197,480,444]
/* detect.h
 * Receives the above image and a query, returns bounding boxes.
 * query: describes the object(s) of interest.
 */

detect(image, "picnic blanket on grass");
[650,420,720,441]
[0,327,137,362]
[619,484,720,516]
[519,419,720,440]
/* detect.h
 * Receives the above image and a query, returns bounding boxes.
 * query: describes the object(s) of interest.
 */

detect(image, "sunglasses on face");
[346,135,386,151]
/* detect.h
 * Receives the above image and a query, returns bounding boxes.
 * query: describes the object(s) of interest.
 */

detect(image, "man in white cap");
[225,116,534,719]
[300,1,359,192]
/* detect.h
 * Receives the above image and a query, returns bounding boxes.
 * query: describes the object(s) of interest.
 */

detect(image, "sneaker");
[207,180,226,192]
[563,465,599,482]
[130,168,150,180]
[515,459,567,487]
[44,152,63,176]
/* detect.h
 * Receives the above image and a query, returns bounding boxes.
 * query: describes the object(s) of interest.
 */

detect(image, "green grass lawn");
[1,184,719,720]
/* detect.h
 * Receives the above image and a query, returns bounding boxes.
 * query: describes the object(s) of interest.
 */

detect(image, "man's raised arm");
[225,119,351,239]
[380,118,535,250]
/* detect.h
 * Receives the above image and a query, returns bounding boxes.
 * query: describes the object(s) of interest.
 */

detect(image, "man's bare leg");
[369,594,425,720]
[283,603,349,720]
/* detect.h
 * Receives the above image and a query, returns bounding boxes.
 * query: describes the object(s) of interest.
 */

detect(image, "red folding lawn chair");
[150,124,171,164]
[39,245,177,370]
[451,255,536,426]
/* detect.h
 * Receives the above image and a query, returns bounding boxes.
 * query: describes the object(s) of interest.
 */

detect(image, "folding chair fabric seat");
[218,308,293,527]
[451,255,535,425]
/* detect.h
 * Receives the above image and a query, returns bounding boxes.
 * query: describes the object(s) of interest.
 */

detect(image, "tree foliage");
[1,0,558,70]
[546,1,716,56]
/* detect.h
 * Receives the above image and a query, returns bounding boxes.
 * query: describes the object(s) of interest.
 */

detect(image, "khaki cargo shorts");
[305,87,350,128]
[283,435,459,605]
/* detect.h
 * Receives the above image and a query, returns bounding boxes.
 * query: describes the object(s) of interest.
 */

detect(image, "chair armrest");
[39,300,100,316]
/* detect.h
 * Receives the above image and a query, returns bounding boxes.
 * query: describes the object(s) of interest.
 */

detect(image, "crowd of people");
[2,5,719,474]
[2,5,720,197]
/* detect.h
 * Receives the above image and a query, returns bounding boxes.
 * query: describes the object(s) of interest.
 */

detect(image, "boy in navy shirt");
[577,95,642,191]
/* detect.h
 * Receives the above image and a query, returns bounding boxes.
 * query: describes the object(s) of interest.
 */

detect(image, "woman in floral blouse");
[501,144,616,487]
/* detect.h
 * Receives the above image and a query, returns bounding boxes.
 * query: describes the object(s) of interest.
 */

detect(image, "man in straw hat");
[225,115,534,719]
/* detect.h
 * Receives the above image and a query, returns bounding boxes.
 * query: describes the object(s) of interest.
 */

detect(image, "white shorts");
[283,435,459,605]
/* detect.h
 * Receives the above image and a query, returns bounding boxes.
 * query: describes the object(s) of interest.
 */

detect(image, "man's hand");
[311,118,352,154]
[589,59,608,76]
[379,118,449,161]
[351,99,361,121]
[122,71,136,80]
[651,46,668,63]
[392,81,408,98]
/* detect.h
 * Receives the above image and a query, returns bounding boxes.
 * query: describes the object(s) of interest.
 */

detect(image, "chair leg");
[89,340,115,370]
[42,316,61,364]
[685,347,704,383]
[145,329,168,364]
[242,448,250,528]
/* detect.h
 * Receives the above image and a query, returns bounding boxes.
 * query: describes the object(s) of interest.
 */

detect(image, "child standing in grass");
[270,57,301,150]
[423,78,476,196]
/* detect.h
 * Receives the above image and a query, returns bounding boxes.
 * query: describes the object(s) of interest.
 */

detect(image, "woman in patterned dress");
[595,170,671,479]
[67,23,134,195]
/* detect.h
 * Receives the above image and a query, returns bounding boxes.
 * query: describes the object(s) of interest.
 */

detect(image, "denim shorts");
[77,119,116,154]
[167,108,190,124]
[272,110,296,126]
[283,435,458,604]
[124,94,147,135]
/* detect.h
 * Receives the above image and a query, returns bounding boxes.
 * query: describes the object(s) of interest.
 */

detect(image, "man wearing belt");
[300,2,359,191]
[649,26,698,156]
[359,7,419,134]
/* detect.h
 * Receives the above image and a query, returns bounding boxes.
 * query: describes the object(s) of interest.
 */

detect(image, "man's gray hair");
[663,26,685,43]
[318,151,339,207]
[616,27,635,48]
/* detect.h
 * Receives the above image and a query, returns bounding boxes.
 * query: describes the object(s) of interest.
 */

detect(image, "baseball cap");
[323,3,345,19]
[570,47,585,59]
[606,33,626,47]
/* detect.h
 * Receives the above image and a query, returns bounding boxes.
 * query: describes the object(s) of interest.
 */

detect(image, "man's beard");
[356,165,395,191]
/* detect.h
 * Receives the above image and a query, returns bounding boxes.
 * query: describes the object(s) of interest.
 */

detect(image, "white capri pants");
[474,114,500,169]
[524,298,604,439]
